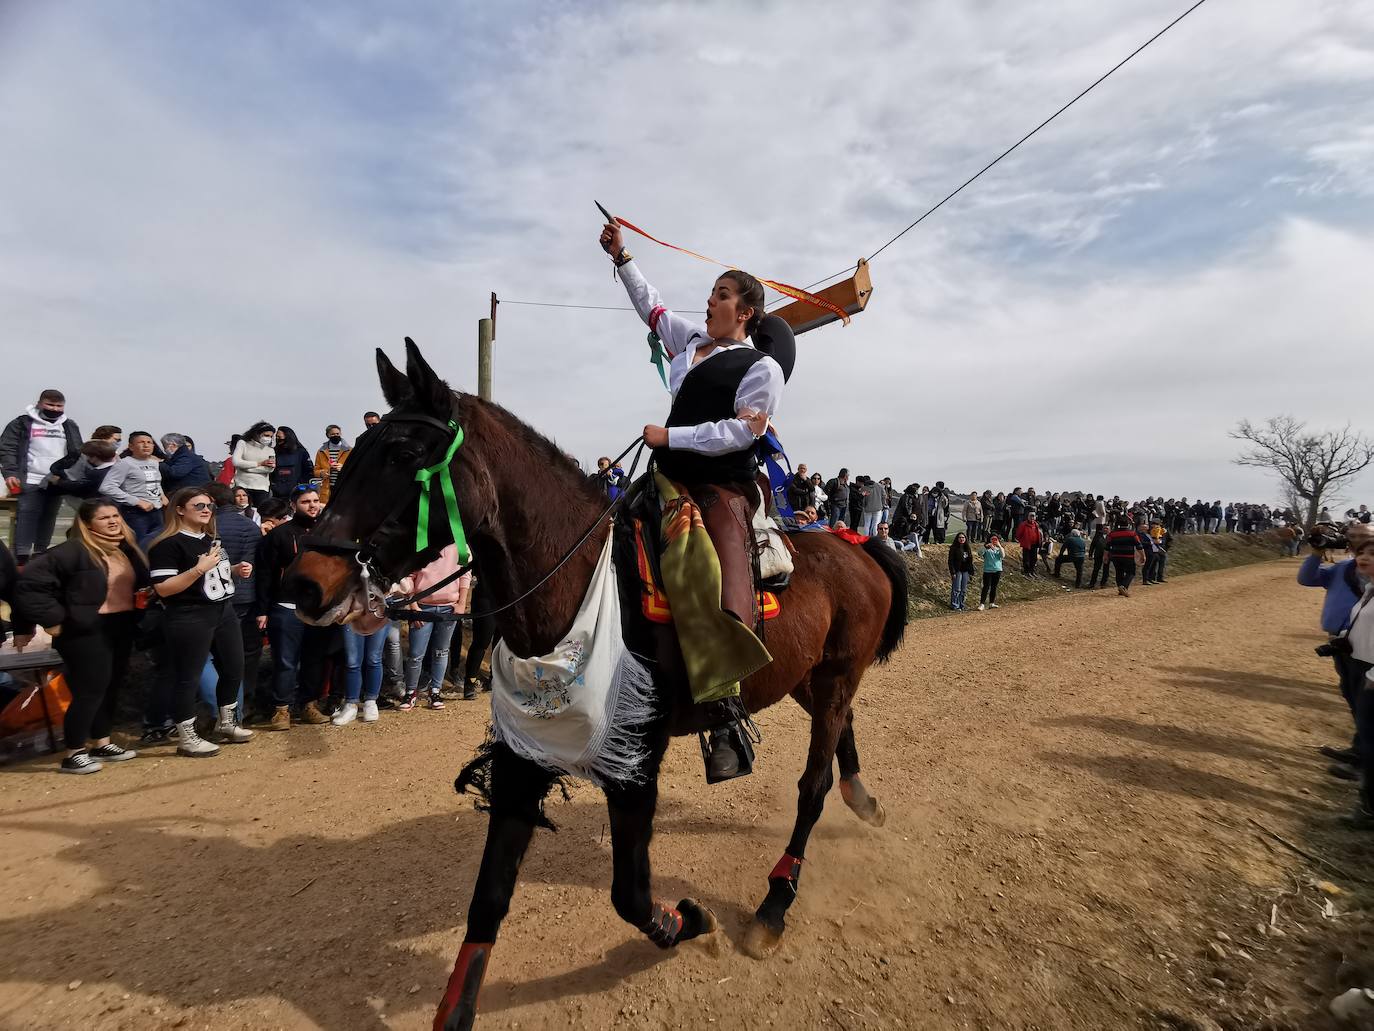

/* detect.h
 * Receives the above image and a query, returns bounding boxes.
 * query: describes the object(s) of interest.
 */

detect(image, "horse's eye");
[390,448,422,465]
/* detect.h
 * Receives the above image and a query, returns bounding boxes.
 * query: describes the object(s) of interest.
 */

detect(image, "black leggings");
[979,571,1001,605]
[462,583,497,682]
[164,603,244,722]
[55,612,136,748]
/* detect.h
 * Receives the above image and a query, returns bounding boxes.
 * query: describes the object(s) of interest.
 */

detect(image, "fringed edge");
[489,649,659,789]
[581,648,658,786]
[454,730,569,832]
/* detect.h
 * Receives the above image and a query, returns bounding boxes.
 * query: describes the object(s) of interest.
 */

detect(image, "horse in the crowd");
[283,340,907,1030]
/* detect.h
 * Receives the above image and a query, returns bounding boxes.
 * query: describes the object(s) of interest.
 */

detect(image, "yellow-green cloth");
[655,472,772,703]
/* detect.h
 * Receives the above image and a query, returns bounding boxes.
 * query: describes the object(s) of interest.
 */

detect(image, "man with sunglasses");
[257,486,332,729]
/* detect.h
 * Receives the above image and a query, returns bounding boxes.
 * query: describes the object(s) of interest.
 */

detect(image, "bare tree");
[1232,416,1374,527]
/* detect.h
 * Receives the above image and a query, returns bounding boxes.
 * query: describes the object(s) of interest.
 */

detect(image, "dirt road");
[0,561,1359,1030]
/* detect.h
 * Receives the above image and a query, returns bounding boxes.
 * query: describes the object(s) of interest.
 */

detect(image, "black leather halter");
[299,408,646,622]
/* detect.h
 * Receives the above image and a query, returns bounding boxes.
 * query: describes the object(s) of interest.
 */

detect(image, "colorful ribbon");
[612,215,850,327]
[414,421,470,563]
[647,332,669,390]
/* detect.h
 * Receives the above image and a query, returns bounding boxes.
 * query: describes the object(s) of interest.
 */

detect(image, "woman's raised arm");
[600,221,703,359]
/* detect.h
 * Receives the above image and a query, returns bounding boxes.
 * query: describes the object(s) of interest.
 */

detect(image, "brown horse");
[284,340,907,1030]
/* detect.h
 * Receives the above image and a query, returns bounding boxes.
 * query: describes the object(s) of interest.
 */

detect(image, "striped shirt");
[1106,528,1143,560]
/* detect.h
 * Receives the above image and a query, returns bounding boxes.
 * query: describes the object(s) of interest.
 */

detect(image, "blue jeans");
[343,623,388,702]
[863,511,881,536]
[950,571,971,609]
[121,504,165,547]
[267,607,329,706]
[404,606,457,696]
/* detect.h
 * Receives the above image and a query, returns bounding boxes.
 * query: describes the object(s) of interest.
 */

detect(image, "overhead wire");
[771,0,1211,304]
[506,0,1212,316]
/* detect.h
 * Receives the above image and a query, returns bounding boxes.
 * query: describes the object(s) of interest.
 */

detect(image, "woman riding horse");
[600,219,782,782]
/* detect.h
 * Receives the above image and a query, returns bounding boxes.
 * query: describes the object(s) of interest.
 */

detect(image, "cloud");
[0,0,1371,507]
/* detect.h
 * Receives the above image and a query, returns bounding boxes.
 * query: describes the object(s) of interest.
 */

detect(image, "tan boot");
[266,706,291,732]
[300,700,331,725]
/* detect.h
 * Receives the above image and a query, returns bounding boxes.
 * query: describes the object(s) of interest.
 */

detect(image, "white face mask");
[259,435,273,445]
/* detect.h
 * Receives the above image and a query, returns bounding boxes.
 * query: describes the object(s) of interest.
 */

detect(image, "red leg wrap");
[433,941,491,1031]
[639,901,685,948]
[769,852,803,882]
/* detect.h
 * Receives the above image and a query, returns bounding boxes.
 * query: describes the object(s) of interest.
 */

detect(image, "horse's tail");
[860,538,908,664]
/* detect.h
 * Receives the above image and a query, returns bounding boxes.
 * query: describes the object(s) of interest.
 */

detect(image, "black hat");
[751,314,796,382]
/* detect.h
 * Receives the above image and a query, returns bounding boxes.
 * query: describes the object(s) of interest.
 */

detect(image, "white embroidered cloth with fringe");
[489,535,655,785]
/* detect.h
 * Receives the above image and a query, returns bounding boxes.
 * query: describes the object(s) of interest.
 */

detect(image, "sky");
[1,0,1372,507]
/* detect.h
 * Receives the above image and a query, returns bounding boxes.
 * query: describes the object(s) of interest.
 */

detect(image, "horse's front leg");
[744,693,848,959]
[435,744,557,1031]
[605,738,717,948]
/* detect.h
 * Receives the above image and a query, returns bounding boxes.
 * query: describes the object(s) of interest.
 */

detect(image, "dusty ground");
[1,560,1368,1030]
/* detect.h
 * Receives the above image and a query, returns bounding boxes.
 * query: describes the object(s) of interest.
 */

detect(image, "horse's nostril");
[285,572,324,616]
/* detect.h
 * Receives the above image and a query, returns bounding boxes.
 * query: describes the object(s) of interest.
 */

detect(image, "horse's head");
[284,337,485,624]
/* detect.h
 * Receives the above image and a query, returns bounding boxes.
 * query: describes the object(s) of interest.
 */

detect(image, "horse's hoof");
[677,897,719,939]
[743,918,783,960]
[864,798,887,828]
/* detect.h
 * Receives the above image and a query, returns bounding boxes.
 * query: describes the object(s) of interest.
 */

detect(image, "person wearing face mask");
[231,421,277,507]
[312,424,351,503]
[269,426,313,500]
[601,218,785,783]
[0,388,84,562]
[99,431,168,545]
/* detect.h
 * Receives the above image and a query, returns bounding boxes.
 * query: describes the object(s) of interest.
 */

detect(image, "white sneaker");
[332,702,359,727]
[989,603,999,609]
[977,604,985,611]
[176,719,221,758]
[361,700,379,723]
[215,705,254,744]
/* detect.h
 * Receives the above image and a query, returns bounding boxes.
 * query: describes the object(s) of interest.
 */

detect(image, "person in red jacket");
[1015,512,1042,577]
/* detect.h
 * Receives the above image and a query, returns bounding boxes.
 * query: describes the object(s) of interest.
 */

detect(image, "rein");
[394,434,647,623]
[304,407,645,625]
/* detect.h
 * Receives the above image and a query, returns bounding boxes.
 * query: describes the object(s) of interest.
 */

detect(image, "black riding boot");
[698,696,756,784]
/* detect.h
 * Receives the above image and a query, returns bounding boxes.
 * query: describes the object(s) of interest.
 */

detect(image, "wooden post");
[477,318,494,401]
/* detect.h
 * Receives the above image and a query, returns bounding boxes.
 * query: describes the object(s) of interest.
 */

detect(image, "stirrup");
[697,699,761,785]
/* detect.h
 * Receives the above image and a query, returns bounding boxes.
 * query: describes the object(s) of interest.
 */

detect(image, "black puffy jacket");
[12,539,149,635]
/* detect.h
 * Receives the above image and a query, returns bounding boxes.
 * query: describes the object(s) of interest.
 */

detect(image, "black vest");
[656,347,764,485]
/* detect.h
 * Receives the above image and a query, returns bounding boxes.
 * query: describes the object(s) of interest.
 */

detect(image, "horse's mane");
[461,392,607,507]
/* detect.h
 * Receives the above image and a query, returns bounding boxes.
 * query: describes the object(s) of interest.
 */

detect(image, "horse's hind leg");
[744,688,848,959]
[836,711,886,827]
[434,744,556,1031]
[605,739,718,948]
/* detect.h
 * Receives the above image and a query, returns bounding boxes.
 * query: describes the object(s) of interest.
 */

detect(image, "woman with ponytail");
[13,499,149,773]
[599,218,786,783]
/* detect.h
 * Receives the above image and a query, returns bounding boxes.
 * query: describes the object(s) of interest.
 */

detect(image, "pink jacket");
[396,545,471,608]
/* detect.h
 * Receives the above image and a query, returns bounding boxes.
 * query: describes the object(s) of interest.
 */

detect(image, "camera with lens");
[1316,637,1354,659]
[1308,522,1349,551]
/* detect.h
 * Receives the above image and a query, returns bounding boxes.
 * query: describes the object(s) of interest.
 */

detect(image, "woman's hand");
[12,633,33,650]
[642,425,669,448]
[599,221,624,258]
[234,561,253,579]
[195,546,224,574]
[44,626,62,639]
[736,408,769,438]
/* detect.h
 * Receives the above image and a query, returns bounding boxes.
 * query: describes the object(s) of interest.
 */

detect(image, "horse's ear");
[403,336,454,417]
[376,348,410,409]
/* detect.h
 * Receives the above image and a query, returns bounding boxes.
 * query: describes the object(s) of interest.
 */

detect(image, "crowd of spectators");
[3,387,1369,781]
[782,467,1322,609]
[0,390,494,775]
